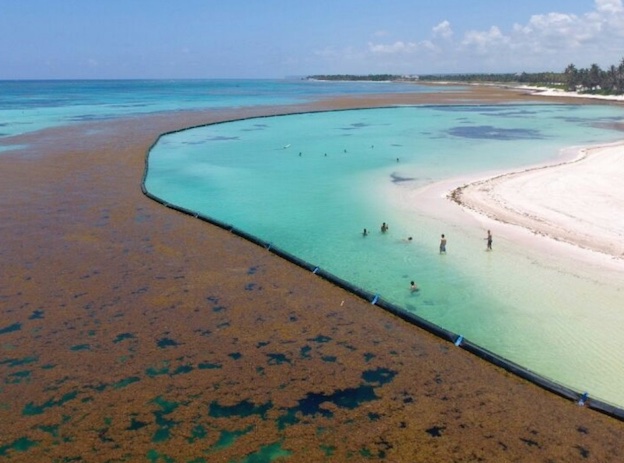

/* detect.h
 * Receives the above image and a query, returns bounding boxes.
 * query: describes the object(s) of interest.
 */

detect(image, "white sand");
[521,85,624,102]
[451,141,624,263]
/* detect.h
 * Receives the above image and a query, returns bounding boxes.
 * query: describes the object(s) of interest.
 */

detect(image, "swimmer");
[410,281,419,292]
[439,234,447,254]
[485,230,492,251]
[381,222,389,233]
[363,228,368,237]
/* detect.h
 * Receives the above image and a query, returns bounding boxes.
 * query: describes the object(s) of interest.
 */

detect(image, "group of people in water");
[363,222,494,293]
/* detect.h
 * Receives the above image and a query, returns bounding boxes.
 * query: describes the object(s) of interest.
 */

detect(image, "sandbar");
[452,141,624,261]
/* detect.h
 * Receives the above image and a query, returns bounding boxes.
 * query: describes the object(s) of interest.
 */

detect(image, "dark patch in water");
[7,370,31,384]
[127,417,148,431]
[208,136,239,141]
[267,353,291,365]
[198,362,222,370]
[156,337,179,348]
[28,310,44,320]
[339,122,370,131]
[151,396,180,443]
[390,172,415,183]
[208,399,272,419]
[575,445,590,458]
[113,376,141,389]
[70,344,91,351]
[278,385,378,429]
[426,425,445,437]
[520,437,540,447]
[448,125,543,140]
[113,332,135,343]
[0,322,21,335]
[362,367,397,386]
[146,364,170,377]
[300,345,312,358]
[22,391,78,415]
[0,437,38,457]
[172,364,193,375]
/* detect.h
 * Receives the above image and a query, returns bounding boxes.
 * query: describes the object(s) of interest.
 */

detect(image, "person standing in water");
[439,234,447,254]
[362,228,368,237]
[381,222,389,233]
[410,281,419,292]
[485,230,493,251]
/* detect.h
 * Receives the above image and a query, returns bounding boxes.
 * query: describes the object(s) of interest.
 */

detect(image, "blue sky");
[2,0,623,79]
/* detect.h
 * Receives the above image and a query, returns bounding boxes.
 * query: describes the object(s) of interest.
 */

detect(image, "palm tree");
[563,63,579,91]
[588,63,603,91]
[617,57,624,94]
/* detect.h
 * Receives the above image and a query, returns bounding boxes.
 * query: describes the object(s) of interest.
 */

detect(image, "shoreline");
[449,141,624,263]
[1,85,624,461]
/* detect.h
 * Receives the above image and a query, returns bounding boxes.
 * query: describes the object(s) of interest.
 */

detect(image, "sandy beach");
[452,141,624,261]
[1,85,624,462]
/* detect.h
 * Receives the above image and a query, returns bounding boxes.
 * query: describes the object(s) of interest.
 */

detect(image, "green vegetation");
[306,57,624,95]
[563,59,624,94]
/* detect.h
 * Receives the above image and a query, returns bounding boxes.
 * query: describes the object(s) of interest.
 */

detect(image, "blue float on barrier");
[578,392,589,406]
[371,294,379,305]
[454,335,464,347]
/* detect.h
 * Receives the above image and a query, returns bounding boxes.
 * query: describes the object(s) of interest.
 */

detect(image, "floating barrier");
[578,392,589,406]
[230,227,270,248]
[142,114,624,424]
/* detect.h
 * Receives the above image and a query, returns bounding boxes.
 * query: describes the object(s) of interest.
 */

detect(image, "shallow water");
[0,79,459,139]
[146,103,624,407]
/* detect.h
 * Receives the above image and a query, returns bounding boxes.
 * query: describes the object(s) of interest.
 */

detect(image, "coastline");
[450,141,624,261]
[1,85,624,461]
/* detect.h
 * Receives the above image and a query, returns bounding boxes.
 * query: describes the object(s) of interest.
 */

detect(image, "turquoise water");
[0,79,460,139]
[146,103,624,407]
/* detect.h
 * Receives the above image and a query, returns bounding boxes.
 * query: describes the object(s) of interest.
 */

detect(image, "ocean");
[3,79,624,409]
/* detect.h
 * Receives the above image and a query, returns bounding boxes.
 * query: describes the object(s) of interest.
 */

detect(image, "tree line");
[306,58,624,95]
[563,59,624,94]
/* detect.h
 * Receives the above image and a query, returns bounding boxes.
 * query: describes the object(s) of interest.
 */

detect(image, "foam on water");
[146,104,624,407]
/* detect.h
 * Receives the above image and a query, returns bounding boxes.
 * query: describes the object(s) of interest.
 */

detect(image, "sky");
[2,0,624,79]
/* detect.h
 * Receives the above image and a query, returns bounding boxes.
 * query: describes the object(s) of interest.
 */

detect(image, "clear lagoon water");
[146,102,624,408]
